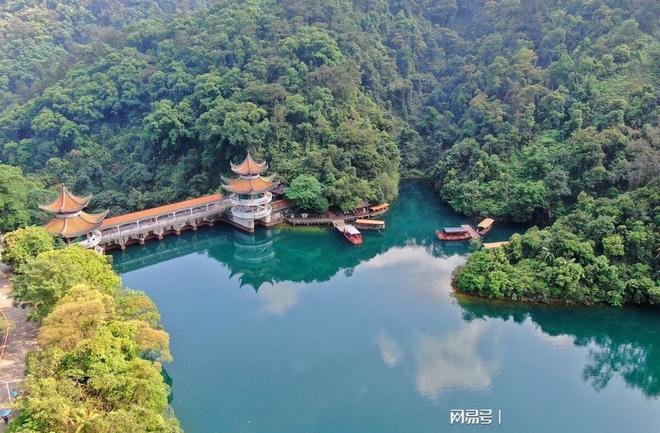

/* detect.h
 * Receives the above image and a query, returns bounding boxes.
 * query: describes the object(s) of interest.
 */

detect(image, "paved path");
[0,264,38,429]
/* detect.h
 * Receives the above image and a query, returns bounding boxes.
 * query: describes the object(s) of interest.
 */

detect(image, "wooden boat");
[333,220,363,245]
[369,203,390,216]
[476,218,495,236]
[436,226,471,241]
[354,219,385,230]
[436,224,481,241]
[342,224,363,245]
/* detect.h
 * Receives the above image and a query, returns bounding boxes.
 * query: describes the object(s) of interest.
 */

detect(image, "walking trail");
[0,264,38,430]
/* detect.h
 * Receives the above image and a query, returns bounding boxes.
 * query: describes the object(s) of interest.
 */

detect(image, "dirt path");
[0,264,38,430]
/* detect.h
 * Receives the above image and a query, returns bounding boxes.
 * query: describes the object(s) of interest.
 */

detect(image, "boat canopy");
[478,218,495,230]
[444,227,467,233]
[355,219,384,225]
[344,225,361,235]
[369,203,389,212]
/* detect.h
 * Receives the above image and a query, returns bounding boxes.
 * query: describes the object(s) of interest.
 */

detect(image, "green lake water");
[113,181,660,433]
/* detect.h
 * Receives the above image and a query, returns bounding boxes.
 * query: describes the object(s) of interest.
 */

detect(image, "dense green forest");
[0,2,657,291]
[457,186,658,305]
[0,0,658,430]
[0,229,180,432]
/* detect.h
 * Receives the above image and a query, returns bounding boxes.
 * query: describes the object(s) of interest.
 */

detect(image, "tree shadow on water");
[457,296,660,398]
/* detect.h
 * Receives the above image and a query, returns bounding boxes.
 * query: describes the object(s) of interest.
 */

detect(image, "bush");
[285,174,330,213]
[1,226,59,270]
[11,246,120,320]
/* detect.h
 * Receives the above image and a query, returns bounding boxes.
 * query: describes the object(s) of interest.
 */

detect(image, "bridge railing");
[99,201,230,243]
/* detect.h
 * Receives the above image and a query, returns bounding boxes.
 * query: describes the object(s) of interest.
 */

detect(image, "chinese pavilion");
[40,185,108,243]
[222,152,277,231]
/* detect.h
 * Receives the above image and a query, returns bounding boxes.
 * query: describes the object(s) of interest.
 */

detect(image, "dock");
[286,203,389,226]
[461,224,481,240]
[69,187,385,252]
[484,241,509,249]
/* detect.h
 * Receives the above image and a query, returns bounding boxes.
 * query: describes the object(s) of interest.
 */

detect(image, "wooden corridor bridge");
[79,194,231,251]
[78,194,295,252]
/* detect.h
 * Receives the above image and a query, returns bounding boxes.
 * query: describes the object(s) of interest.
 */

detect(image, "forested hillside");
[0,0,658,303]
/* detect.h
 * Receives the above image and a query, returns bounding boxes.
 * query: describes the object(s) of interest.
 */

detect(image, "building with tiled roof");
[41,185,108,242]
[39,185,91,213]
[222,153,277,229]
[230,152,268,176]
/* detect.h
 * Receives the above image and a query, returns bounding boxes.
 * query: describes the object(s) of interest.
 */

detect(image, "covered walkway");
[95,193,230,250]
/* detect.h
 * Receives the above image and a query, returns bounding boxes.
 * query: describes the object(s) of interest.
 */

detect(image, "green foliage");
[0,226,59,270]
[8,263,179,432]
[0,0,402,213]
[0,164,44,232]
[0,0,197,107]
[2,0,656,223]
[456,187,659,305]
[11,246,120,320]
[285,175,329,213]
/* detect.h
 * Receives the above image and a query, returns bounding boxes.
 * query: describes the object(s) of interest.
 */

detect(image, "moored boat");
[354,218,385,230]
[342,224,363,245]
[476,218,494,236]
[436,226,471,241]
[369,203,389,216]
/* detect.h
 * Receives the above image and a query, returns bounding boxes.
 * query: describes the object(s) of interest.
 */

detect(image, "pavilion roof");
[230,152,268,175]
[39,185,92,214]
[222,175,277,194]
[44,210,109,238]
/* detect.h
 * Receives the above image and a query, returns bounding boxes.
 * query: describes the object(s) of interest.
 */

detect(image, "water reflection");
[377,331,404,367]
[458,297,660,398]
[113,180,660,418]
[414,322,497,398]
[112,182,520,290]
[258,283,299,315]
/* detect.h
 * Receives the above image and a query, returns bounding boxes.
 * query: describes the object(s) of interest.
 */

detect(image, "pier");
[286,203,389,226]
[461,224,481,240]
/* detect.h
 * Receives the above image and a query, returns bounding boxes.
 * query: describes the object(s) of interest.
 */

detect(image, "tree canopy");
[0,164,45,233]
[8,247,178,432]
[456,187,659,306]
[0,226,60,270]
[285,174,329,213]
[11,246,121,320]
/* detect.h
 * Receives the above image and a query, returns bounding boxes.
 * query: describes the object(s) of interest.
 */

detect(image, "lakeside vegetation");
[1,228,179,432]
[456,187,659,305]
[0,1,657,310]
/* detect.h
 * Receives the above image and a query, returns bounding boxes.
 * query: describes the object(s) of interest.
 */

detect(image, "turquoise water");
[114,181,660,433]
